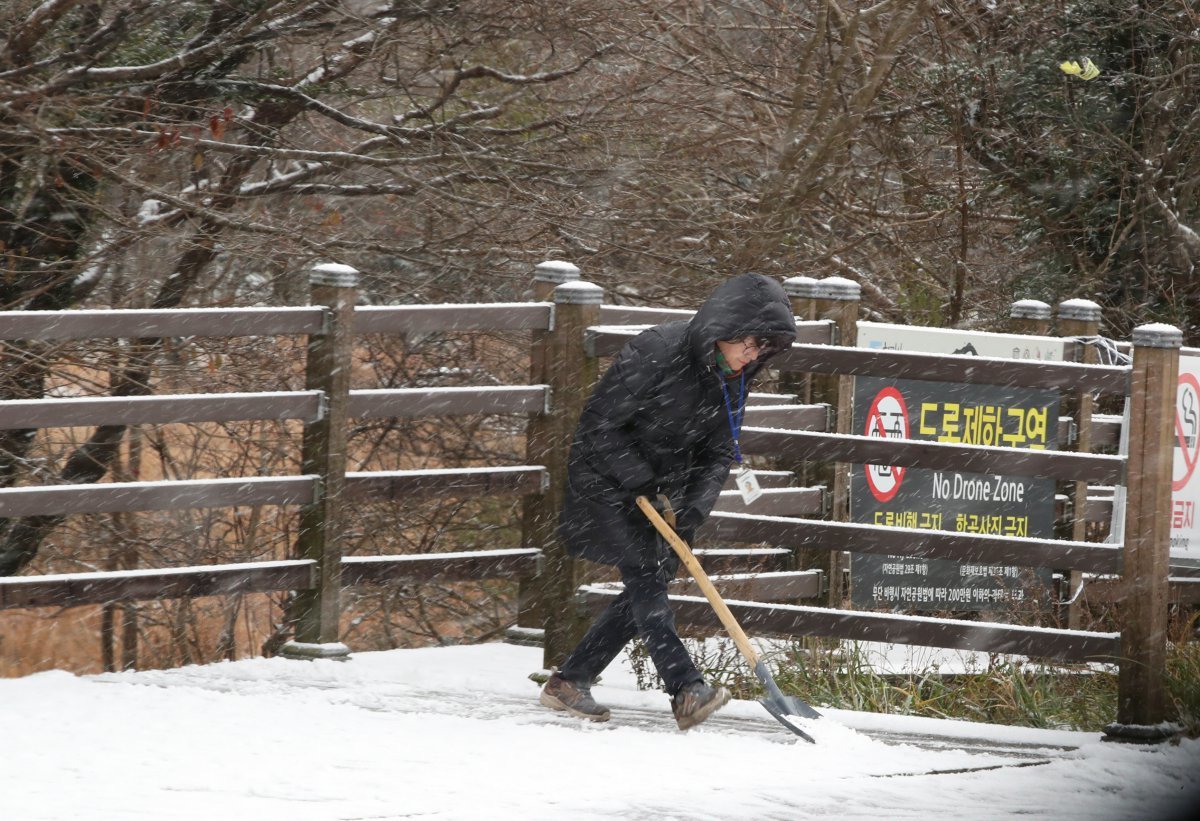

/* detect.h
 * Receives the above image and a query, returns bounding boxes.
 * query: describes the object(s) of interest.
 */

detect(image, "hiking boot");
[540,671,611,722]
[671,681,731,730]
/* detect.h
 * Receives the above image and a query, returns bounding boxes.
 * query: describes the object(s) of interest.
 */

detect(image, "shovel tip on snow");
[761,699,818,743]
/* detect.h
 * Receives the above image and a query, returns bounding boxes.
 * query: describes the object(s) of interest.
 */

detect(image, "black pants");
[558,554,702,696]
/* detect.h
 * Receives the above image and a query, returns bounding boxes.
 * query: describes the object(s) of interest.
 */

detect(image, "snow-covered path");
[1,642,1197,820]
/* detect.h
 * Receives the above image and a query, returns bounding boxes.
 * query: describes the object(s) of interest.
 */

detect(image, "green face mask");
[715,350,736,376]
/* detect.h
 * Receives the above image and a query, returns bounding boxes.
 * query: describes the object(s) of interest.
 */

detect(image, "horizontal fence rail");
[597,305,696,324]
[0,303,556,342]
[1082,494,1114,522]
[0,560,315,609]
[340,549,540,586]
[0,476,316,518]
[0,307,324,340]
[0,468,547,517]
[741,427,1126,485]
[0,391,324,429]
[0,387,549,431]
[774,344,1131,395]
[586,320,835,358]
[1089,414,1123,450]
[668,570,824,602]
[0,549,543,610]
[354,303,552,334]
[583,570,825,604]
[345,466,547,501]
[349,386,548,418]
[745,392,799,406]
[723,470,794,489]
[701,512,1123,575]
[1084,575,1200,607]
[583,327,1129,396]
[713,486,825,517]
[742,403,830,430]
[693,548,794,574]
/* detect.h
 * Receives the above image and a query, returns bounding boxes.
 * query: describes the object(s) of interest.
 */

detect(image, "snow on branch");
[1146,186,1200,267]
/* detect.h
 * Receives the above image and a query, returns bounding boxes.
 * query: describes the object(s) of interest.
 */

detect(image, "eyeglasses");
[734,336,765,353]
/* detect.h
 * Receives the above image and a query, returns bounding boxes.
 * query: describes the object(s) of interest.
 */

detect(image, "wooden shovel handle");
[636,495,761,669]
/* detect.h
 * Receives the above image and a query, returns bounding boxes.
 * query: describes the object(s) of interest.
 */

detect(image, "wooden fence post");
[281,263,358,661]
[1110,322,1180,738]
[538,280,603,669]
[782,275,818,408]
[781,275,821,572]
[1009,299,1052,336]
[1009,300,1058,610]
[1056,299,1103,629]
[516,262,580,640]
[814,276,860,606]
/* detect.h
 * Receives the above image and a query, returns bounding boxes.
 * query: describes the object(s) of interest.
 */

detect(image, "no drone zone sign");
[850,323,1066,611]
[864,386,908,503]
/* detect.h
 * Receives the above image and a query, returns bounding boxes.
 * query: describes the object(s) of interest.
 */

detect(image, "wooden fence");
[0,261,1187,738]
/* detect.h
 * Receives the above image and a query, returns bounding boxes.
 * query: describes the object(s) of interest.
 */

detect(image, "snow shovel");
[637,495,820,743]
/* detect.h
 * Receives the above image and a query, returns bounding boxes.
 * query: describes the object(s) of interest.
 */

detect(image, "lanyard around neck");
[718,371,746,464]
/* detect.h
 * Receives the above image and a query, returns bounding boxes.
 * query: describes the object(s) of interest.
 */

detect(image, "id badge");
[735,467,763,505]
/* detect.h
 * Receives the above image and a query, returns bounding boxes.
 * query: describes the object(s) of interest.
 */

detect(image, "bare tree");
[0,0,618,575]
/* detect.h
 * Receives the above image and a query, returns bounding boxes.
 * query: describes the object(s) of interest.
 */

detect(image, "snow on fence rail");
[740,427,1125,484]
[0,261,1185,738]
[0,387,550,430]
[0,468,547,518]
[0,549,544,610]
[0,307,325,340]
[700,512,1122,576]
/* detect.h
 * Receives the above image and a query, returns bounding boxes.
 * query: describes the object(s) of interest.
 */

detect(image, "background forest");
[2,0,1198,675]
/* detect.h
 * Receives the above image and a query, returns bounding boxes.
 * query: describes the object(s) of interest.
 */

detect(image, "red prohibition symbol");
[1175,373,1200,493]
[865,386,909,503]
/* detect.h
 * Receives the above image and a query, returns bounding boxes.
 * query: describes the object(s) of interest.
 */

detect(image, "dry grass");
[0,595,289,678]
[0,607,108,676]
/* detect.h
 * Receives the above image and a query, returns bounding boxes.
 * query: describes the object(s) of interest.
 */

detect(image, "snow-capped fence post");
[1110,323,1181,737]
[1056,299,1103,630]
[281,263,358,661]
[812,277,860,606]
[536,279,603,668]
[516,262,580,640]
[784,275,819,326]
[1008,299,1052,336]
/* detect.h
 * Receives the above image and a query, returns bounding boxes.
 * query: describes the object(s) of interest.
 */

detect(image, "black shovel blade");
[760,696,817,744]
[753,660,821,719]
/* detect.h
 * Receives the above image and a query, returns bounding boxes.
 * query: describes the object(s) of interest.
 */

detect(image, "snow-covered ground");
[1,641,1197,821]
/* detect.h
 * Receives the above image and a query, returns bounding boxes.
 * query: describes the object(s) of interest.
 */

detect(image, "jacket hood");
[686,273,797,374]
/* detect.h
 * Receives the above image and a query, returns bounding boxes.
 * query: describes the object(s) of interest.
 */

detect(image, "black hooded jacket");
[558,273,798,567]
